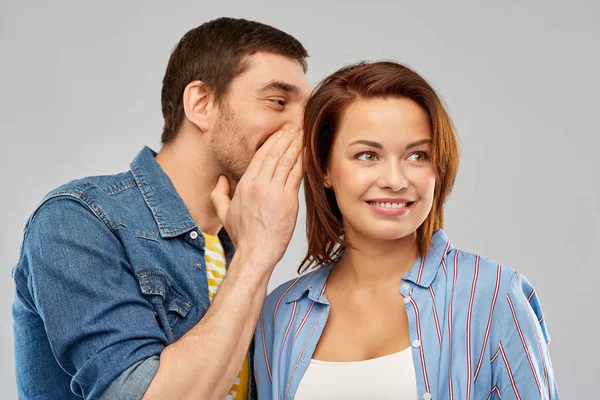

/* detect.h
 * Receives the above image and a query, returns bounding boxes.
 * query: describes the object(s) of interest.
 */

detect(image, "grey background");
[1,1,597,398]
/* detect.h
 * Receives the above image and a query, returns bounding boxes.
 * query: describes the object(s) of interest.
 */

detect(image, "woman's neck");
[331,230,420,292]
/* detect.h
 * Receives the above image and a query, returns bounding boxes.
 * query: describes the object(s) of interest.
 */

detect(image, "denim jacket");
[12,147,255,399]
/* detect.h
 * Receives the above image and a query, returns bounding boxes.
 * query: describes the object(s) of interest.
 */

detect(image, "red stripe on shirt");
[259,313,272,382]
[441,239,451,275]
[285,307,327,399]
[429,286,442,347]
[274,278,302,320]
[447,250,460,400]
[488,385,502,400]
[277,301,298,400]
[293,302,315,344]
[475,264,502,382]
[410,296,431,393]
[416,256,426,285]
[491,347,500,363]
[507,295,543,396]
[499,342,522,400]
[466,256,480,400]
[292,284,326,343]
[518,274,552,399]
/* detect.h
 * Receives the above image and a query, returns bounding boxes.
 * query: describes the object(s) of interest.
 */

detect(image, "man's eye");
[271,99,286,107]
[357,152,378,162]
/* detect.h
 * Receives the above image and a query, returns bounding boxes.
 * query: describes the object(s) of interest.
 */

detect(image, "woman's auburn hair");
[299,61,460,273]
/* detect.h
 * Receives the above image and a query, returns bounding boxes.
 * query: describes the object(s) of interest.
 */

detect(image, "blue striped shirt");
[254,230,559,400]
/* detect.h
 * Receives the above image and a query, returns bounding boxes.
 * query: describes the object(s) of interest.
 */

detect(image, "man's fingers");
[244,125,300,180]
[255,129,298,182]
[285,149,305,192]
[272,131,302,185]
[210,175,231,224]
[243,131,281,179]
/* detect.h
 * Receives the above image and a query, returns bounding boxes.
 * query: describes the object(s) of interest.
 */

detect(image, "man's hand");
[211,126,304,271]
[144,127,304,400]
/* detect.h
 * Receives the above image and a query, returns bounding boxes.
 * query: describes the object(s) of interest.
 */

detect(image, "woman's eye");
[357,152,378,161]
[407,152,428,162]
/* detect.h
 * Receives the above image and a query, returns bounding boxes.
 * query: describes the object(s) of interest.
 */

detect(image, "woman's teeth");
[369,201,408,209]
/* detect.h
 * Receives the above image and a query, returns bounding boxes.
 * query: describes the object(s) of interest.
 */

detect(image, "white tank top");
[294,347,418,399]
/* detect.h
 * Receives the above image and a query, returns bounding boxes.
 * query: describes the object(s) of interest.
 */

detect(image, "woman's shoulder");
[264,275,307,308]
[263,265,331,321]
[445,246,532,297]
[444,246,550,338]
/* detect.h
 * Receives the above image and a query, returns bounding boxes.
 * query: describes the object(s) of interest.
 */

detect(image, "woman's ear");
[323,171,333,189]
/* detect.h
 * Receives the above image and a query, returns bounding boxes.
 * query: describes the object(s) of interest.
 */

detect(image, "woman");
[254,61,558,400]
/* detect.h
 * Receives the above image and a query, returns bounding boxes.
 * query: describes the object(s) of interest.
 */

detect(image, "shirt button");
[412,339,421,348]
[197,262,203,270]
[402,283,410,291]
[403,296,411,304]
[423,393,432,400]
[190,231,198,239]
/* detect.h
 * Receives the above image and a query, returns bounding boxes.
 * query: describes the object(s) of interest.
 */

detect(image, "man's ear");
[182,80,216,132]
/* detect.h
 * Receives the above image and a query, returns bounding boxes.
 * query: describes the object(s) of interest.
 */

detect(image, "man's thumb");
[211,175,231,224]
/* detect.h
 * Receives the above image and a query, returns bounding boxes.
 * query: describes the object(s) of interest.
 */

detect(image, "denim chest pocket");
[136,270,192,343]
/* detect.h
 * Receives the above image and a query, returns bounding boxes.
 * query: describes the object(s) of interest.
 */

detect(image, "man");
[12,17,312,399]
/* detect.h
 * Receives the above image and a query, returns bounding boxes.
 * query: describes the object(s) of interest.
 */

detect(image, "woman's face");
[325,97,436,242]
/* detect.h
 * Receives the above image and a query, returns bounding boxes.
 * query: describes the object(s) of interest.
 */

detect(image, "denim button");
[190,231,198,239]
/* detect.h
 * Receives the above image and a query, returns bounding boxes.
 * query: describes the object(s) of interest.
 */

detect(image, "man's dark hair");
[161,17,309,144]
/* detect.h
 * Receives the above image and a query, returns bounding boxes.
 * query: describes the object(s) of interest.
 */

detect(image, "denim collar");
[130,146,197,238]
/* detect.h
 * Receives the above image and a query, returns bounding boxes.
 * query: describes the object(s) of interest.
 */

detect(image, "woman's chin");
[357,225,418,242]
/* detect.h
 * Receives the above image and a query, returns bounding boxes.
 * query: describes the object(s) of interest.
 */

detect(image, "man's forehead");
[235,52,310,94]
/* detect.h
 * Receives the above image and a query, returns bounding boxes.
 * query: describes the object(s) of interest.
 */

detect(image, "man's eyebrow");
[260,80,300,94]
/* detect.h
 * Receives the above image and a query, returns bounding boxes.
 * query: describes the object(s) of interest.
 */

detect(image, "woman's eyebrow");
[406,139,432,149]
[348,139,383,149]
[348,138,432,149]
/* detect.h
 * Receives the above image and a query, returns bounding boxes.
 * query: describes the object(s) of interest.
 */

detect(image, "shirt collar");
[285,264,333,305]
[403,229,453,288]
[286,229,453,304]
[130,146,197,238]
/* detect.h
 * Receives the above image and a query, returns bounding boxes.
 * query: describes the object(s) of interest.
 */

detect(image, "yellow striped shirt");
[204,233,249,400]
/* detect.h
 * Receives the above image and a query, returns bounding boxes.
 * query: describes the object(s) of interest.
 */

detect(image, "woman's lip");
[366,201,413,216]
[366,198,414,203]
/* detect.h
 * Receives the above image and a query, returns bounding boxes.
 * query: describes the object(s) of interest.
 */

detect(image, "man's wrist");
[230,246,278,280]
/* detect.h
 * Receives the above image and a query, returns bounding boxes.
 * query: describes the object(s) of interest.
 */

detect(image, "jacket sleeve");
[12,198,166,399]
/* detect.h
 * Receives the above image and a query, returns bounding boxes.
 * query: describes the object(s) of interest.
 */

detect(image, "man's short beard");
[211,101,252,182]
